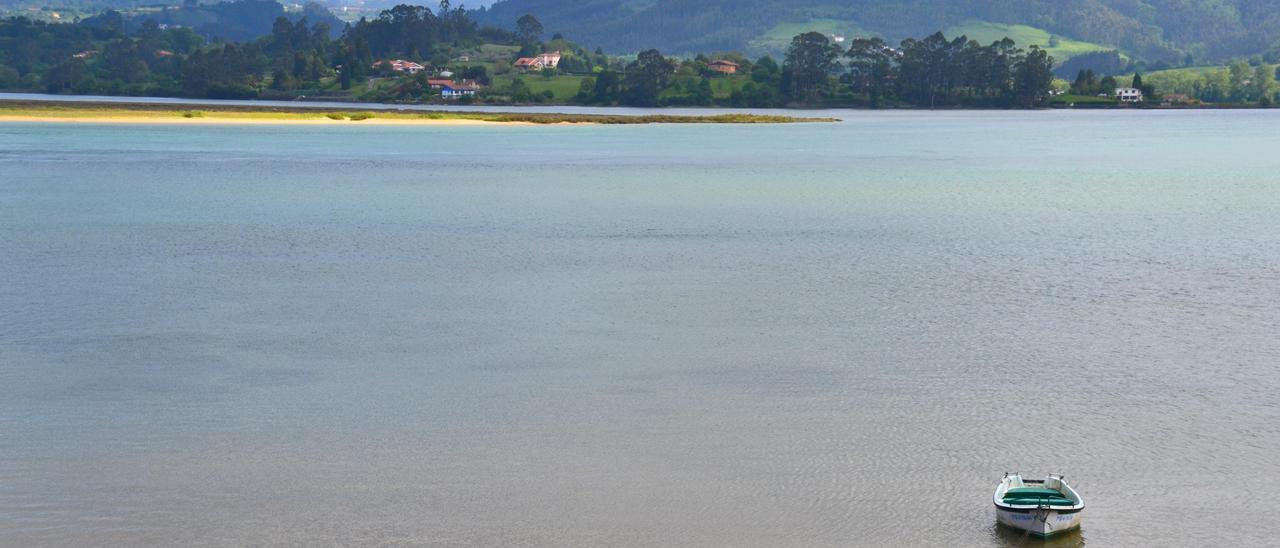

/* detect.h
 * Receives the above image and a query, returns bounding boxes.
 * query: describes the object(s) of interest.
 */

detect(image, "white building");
[441,82,479,99]
[376,59,426,74]
[1114,87,1143,103]
[514,51,562,71]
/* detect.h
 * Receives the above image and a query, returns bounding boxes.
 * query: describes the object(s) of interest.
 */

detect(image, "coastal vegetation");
[1,0,1277,109]
[1114,62,1278,104]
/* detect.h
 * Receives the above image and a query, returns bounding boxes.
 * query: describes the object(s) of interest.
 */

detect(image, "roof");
[378,59,425,71]
[443,83,480,91]
[514,57,539,66]
[708,60,739,67]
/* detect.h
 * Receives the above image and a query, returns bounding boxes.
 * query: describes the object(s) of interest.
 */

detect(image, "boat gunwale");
[993,474,1085,512]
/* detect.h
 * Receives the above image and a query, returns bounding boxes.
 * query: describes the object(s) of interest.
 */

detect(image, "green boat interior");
[1002,487,1074,506]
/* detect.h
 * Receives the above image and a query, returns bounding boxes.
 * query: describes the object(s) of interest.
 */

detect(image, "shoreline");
[0,114,549,126]
[0,100,836,125]
[3,92,1274,114]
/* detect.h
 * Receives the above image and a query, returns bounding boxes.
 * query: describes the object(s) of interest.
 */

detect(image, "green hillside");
[942,20,1117,61]
[474,0,1280,63]
[749,19,867,54]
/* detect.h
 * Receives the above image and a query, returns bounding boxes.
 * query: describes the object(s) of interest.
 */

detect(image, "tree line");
[573,31,1055,108]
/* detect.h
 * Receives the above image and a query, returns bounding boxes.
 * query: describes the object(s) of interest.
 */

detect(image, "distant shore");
[0,100,837,125]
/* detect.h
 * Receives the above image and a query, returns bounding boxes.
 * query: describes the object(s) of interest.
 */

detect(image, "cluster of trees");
[343,2,476,61]
[1069,70,1110,95]
[569,31,1055,108]
[1151,61,1277,103]
[848,33,1054,107]
[2,16,206,95]
[1069,70,1158,99]
[1055,51,1127,79]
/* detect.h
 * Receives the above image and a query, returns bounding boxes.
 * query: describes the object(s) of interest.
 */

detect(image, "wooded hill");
[473,0,1280,63]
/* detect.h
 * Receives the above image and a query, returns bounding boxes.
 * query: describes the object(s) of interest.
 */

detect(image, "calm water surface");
[2,111,1279,546]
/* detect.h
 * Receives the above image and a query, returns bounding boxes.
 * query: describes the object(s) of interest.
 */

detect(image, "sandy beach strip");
[0,100,834,125]
[0,114,558,126]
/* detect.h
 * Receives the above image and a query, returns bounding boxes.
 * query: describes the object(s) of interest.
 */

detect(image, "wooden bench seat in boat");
[1001,487,1074,506]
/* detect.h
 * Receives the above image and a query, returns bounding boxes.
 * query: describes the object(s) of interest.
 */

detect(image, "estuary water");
[2,110,1279,546]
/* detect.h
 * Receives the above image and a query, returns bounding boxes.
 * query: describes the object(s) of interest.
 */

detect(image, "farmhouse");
[514,51,562,71]
[375,59,426,74]
[707,60,739,75]
[1114,87,1143,103]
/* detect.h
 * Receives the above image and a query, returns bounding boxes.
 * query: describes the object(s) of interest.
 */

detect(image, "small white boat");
[993,473,1085,538]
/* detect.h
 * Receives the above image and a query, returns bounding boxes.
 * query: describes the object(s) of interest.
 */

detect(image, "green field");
[1112,64,1267,81]
[749,18,1116,61]
[492,73,593,101]
[475,44,520,56]
[750,19,866,54]
[942,20,1117,61]
[1051,94,1118,106]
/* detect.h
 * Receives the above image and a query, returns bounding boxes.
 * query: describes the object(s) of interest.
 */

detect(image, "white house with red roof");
[513,51,562,71]
[375,59,426,74]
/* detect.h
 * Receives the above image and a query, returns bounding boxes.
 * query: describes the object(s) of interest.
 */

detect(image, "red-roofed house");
[375,59,426,74]
[707,60,738,74]
[514,51,562,71]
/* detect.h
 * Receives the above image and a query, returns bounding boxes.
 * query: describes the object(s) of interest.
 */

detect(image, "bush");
[181,110,204,118]
[347,111,375,121]
[325,112,346,120]
[0,65,20,88]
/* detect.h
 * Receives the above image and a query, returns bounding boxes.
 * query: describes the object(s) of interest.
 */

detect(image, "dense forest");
[475,0,1280,62]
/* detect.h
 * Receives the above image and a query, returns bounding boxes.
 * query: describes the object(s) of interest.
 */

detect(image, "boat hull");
[995,505,1083,537]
